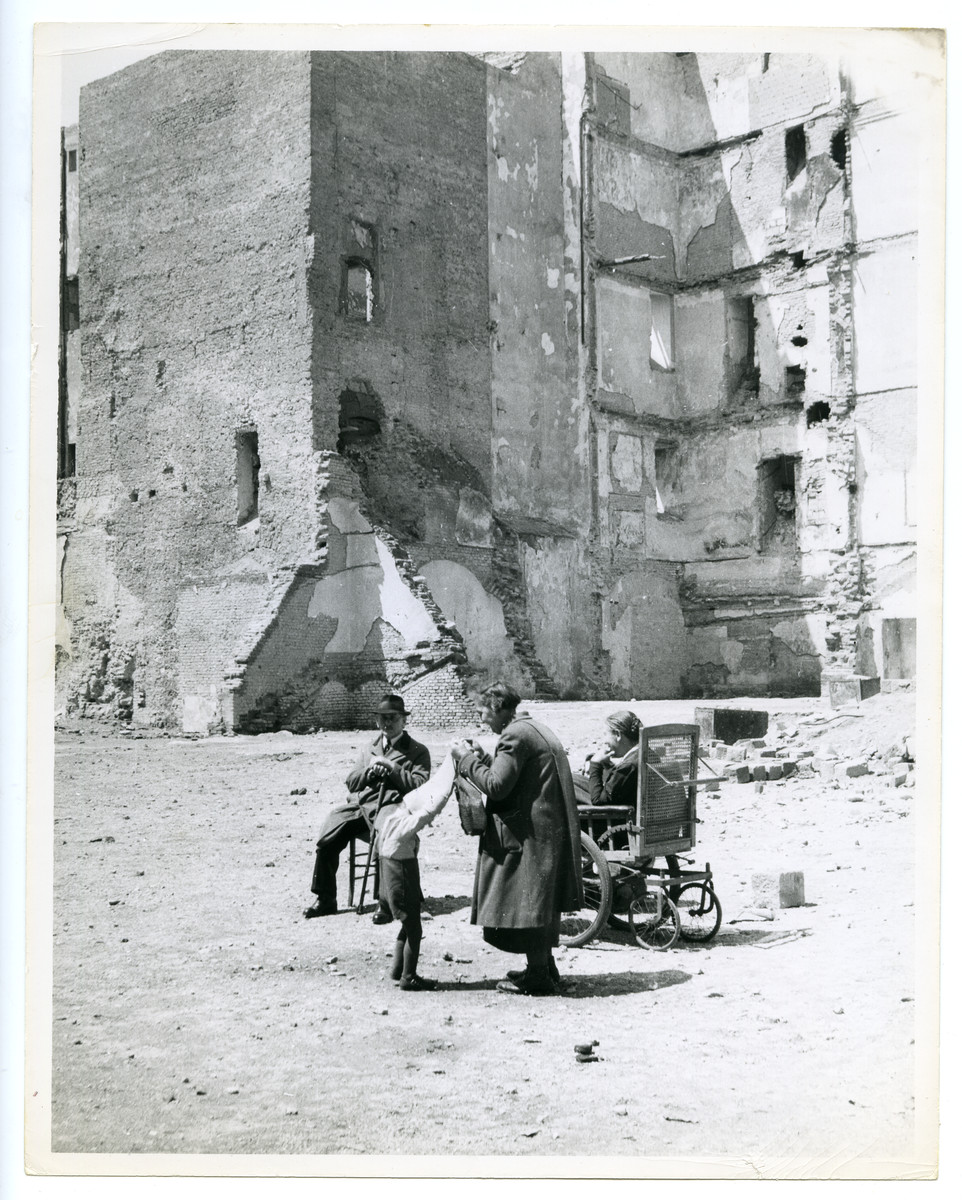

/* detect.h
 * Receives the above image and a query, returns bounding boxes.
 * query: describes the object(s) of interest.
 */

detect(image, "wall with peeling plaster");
[580,47,925,698]
[487,54,589,530]
[58,47,930,727]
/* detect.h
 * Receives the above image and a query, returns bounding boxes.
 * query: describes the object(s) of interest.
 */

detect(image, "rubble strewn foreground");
[45,690,934,1172]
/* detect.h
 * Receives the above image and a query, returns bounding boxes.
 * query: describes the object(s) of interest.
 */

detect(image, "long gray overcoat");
[459,715,584,929]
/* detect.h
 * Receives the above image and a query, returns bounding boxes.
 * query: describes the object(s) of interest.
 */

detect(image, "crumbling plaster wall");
[487,54,589,531]
[480,53,598,697]
[226,494,472,730]
[583,50,865,700]
[69,50,321,725]
[595,277,677,418]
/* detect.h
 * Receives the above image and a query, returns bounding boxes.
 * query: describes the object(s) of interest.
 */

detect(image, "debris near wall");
[710,690,915,790]
[226,452,476,733]
[822,549,867,674]
[61,617,138,725]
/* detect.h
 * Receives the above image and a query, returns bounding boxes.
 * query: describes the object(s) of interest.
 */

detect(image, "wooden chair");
[347,783,386,913]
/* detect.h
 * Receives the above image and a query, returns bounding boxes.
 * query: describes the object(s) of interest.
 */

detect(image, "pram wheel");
[559,833,612,948]
[628,891,681,951]
[676,881,722,942]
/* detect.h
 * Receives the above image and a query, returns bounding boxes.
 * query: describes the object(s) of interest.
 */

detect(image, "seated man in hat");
[303,694,431,921]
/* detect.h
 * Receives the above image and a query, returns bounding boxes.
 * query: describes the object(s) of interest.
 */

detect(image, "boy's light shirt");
[375,756,455,860]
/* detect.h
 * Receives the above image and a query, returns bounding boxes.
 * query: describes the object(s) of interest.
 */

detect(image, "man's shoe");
[399,975,437,991]
[497,975,557,997]
[506,960,562,985]
[371,912,392,925]
[303,902,337,919]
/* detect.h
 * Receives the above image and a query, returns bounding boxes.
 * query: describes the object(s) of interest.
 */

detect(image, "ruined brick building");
[56,48,925,732]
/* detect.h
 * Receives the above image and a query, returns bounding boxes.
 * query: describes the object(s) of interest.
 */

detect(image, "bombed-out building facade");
[56,49,920,732]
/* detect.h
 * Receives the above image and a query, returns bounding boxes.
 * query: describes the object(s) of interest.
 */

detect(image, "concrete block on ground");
[827,675,881,709]
[695,707,770,745]
[752,870,806,909]
[813,759,836,778]
[796,749,815,760]
[781,761,797,778]
[838,761,870,778]
[760,749,779,758]
[734,765,751,784]
[795,762,816,778]
[767,762,784,781]
[751,764,768,782]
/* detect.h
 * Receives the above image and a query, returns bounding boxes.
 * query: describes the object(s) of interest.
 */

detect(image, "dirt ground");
[44,692,935,1174]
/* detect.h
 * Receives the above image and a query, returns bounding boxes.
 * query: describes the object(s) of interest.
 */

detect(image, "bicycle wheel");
[628,891,681,951]
[559,833,613,947]
[675,882,722,942]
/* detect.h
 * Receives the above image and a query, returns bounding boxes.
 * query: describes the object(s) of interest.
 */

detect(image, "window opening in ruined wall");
[726,296,758,394]
[235,430,259,525]
[67,149,77,172]
[340,218,378,323]
[758,455,799,554]
[831,128,848,170]
[654,441,681,517]
[785,124,807,184]
[343,261,374,322]
[337,386,382,454]
[649,292,674,371]
[64,276,80,332]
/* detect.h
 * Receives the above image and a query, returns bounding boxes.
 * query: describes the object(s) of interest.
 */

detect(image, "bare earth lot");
[46,694,932,1173]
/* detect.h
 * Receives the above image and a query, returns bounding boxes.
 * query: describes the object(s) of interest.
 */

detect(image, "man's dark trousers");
[309,729,431,911]
[310,800,394,910]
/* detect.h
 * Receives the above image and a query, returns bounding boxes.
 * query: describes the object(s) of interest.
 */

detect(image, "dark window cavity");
[67,149,77,172]
[64,276,80,332]
[785,365,806,395]
[236,430,260,525]
[831,127,848,170]
[758,456,799,554]
[726,296,758,393]
[785,124,807,183]
[337,385,382,453]
[806,401,831,426]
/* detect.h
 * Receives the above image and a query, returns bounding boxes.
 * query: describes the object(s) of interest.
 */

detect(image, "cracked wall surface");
[57,45,932,728]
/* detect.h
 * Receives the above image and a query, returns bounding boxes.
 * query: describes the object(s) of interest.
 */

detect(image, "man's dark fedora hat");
[376,695,408,716]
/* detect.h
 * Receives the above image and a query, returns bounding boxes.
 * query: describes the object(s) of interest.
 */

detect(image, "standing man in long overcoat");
[452,681,583,995]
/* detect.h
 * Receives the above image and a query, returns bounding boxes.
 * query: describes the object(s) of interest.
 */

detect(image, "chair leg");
[357,843,376,912]
[348,837,357,908]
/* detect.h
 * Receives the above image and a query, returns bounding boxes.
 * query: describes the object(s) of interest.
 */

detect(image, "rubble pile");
[704,692,916,790]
